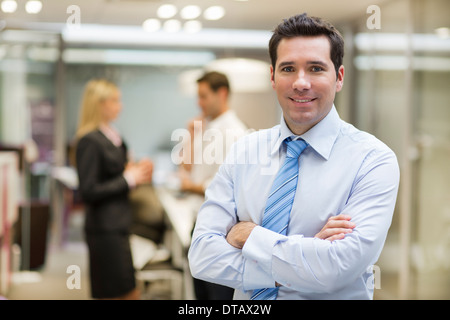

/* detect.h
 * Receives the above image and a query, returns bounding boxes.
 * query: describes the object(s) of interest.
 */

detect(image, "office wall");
[65,64,198,159]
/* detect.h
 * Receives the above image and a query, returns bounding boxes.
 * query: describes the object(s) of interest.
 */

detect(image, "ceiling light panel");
[25,0,42,14]
[1,0,18,13]
[180,5,201,20]
[163,19,181,33]
[203,6,225,21]
[184,20,202,34]
[142,18,161,32]
[157,4,177,19]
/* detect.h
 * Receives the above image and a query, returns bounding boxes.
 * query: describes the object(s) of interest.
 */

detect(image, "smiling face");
[270,35,344,135]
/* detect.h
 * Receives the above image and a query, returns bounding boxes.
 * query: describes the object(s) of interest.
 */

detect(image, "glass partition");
[351,0,450,299]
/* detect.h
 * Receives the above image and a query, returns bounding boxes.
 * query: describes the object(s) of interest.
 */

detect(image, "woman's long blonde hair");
[75,79,119,139]
[70,79,119,167]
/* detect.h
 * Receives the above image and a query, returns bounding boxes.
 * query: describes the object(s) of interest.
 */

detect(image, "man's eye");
[281,66,295,72]
[311,66,324,72]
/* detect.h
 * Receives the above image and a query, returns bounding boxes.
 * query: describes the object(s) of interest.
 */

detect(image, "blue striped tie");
[250,137,308,300]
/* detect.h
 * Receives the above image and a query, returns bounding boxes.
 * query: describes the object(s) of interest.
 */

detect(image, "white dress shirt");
[188,105,400,300]
[189,109,248,190]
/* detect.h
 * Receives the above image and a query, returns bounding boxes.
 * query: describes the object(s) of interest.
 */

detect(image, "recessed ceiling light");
[25,0,42,14]
[157,4,177,19]
[142,18,161,33]
[435,27,450,39]
[184,20,202,34]
[163,19,181,33]
[204,6,225,21]
[180,5,201,20]
[1,0,18,13]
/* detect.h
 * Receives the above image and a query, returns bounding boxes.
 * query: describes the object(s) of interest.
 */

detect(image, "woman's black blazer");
[76,130,132,233]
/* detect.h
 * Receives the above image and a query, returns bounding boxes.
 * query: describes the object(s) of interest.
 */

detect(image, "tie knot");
[285,138,308,159]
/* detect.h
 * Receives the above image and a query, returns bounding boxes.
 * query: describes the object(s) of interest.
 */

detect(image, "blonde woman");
[75,79,152,300]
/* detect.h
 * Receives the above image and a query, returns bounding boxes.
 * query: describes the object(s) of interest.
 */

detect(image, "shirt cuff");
[123,172,136,189]
[242,258,275,291]
[241,226,286,290]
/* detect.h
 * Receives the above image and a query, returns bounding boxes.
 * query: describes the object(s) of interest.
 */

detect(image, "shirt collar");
[99,123,122,147]
[206,109,233,127]
[271,105,341,160]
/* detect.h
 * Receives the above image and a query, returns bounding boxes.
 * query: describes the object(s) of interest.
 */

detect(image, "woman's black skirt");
[85,231,136,299]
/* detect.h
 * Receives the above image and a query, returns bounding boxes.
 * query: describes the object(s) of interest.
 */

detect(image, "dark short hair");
[197,71,230,93]
[269,13,344,78]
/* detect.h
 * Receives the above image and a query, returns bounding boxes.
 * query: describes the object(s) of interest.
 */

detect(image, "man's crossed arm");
[226,214,356,249]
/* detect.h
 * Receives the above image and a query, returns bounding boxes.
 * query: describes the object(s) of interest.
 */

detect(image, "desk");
[156,188,203,248]
[155,187,204,299]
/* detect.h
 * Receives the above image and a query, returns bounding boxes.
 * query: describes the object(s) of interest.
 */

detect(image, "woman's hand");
[125,158,153,185]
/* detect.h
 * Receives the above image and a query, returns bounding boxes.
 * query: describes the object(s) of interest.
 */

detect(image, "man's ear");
[336,65,345,92]
[217,86,229,100]
[270,65,276,89]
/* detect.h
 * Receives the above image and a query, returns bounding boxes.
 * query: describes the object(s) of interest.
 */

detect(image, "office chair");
[130,233,184,300]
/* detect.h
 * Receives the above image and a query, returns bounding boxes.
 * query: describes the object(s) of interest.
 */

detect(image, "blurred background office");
[0,0,449,300]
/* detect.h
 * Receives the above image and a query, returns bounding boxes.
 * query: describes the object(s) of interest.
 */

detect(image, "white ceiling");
[1,0,390,31]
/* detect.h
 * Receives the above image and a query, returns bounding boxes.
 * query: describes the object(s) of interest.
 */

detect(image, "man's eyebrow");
[277,61,295,69]
[307,60,328,67]
[277,60,329,68]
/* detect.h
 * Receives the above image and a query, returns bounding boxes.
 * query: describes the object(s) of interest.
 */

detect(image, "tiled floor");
[5,211,92,300]
[6,242,91,300]
[5,211,174,300]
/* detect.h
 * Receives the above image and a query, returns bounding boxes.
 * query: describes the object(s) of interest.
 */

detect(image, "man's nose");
[292,71,311,91]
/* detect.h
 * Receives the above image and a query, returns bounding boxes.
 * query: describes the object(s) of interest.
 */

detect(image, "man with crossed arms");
[188,13,400,300]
